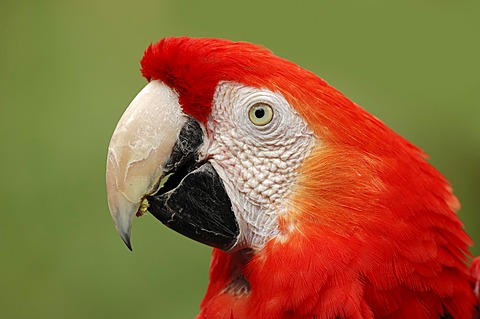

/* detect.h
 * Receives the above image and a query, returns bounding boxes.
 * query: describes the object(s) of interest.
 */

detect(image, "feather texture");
[141,37,476,319]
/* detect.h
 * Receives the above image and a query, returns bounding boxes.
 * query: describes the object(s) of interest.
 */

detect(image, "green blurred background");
[1,0,479,318]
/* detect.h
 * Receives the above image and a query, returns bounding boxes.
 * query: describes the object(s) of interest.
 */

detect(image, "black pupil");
[254,108,265,119]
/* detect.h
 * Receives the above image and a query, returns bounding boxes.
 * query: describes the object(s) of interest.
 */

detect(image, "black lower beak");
[147,118,239,251]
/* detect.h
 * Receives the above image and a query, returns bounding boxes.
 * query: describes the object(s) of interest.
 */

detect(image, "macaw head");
[106,37,475,318]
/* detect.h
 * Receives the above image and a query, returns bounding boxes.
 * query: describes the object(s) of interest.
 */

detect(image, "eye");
[248,103,273,126]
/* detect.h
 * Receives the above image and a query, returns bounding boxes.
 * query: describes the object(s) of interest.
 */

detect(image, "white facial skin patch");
[203,82,315,251]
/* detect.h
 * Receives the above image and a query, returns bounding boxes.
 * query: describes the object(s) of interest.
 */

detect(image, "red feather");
[141,37,477,319]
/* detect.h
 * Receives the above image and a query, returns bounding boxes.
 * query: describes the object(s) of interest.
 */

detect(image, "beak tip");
[122,235,133,251]
[115,221,134,251]
[107,192,138,252]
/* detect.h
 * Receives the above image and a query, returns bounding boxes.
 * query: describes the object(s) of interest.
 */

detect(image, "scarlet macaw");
[106,37,480,319]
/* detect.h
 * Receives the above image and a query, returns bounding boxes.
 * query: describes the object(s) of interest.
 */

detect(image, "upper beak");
[106,81,187,249]
[107,80,240,251]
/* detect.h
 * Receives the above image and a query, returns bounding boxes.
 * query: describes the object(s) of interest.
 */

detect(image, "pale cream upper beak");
[106,80,187,249]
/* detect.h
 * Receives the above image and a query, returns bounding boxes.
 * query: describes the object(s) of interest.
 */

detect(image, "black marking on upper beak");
[147,118,239,250]
[163,118,204,174]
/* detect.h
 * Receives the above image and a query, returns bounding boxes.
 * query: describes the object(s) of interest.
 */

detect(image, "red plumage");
[140,37,478,319]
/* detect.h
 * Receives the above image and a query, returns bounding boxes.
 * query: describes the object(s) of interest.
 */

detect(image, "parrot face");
[106,37,478,319]
[107,79,314,251]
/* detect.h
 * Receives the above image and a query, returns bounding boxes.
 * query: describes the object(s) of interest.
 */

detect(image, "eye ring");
[248,103,273,126]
